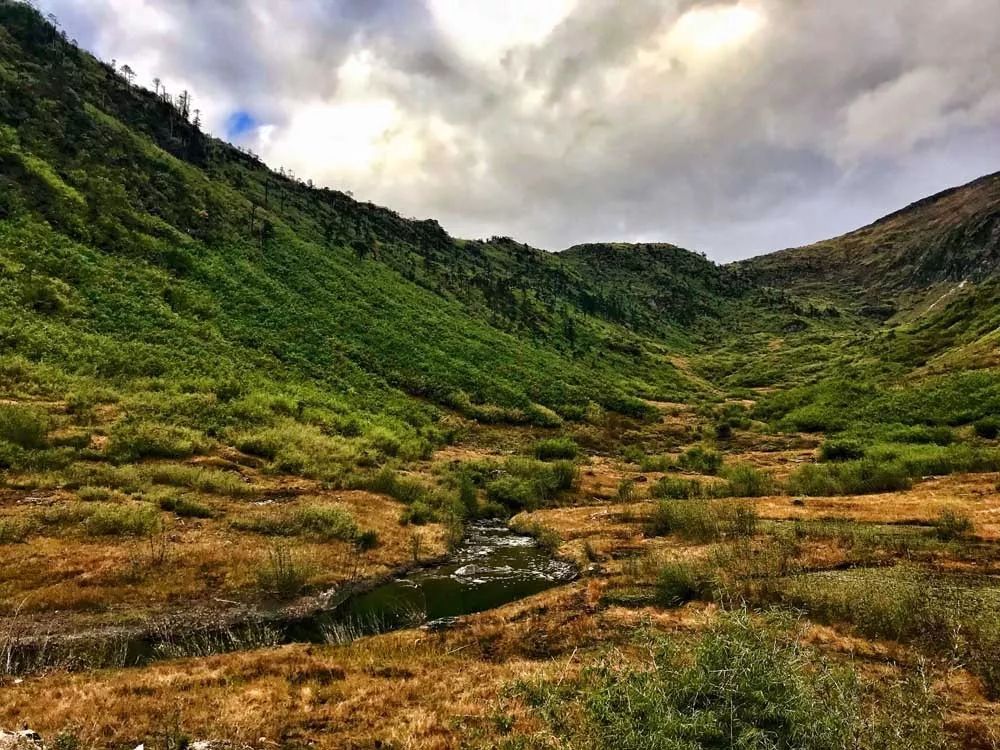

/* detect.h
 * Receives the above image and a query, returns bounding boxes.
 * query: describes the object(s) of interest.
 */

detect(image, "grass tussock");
[532,437,579,461]
[648,499,758,543]
[145,464,257,497]
[0,403,49,449]
[232,504,360,541]
[106,421,209,463]
[84,503,160,537]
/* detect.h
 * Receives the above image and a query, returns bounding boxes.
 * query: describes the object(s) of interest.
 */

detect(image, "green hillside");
[0,1,746,468]
[3,0,1000,484]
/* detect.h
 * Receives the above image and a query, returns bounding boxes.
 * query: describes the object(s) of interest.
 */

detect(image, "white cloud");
[37,0,1000,259]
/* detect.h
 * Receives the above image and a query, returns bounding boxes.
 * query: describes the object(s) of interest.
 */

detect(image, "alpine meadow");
[1,2,1000,749]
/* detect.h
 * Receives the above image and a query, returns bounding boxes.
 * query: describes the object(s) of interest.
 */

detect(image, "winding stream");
[292,520,577,641]
[5,522,576,674]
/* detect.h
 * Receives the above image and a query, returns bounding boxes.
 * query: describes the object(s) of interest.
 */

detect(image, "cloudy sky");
[37,0,1000,261]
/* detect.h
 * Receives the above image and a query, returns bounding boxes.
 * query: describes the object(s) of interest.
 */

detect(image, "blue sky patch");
[226,111,257,139]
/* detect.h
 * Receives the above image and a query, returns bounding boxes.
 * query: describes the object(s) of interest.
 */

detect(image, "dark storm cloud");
[36,0,1000,260]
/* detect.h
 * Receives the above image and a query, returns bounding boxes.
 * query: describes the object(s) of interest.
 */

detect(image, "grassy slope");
[0,2,731,445]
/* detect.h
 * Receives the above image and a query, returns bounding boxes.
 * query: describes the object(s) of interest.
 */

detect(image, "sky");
[35,0,1000,261]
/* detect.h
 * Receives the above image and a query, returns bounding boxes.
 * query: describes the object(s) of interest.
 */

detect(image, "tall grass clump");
[721,463,774,497]
[0,403,49,449]
[255,545,311,599]
[84,504,160,537]
[787,460,911,496]
[533,437,578,460]
[519,610,945,750]
[233,420,360,482]
[145,464,257,497]
[650,477,712,500]
[233,504,359,541]
[106,421,208,463]
[779,568,1000,698]
[157,495,215,519]
[648,499,757,543]
[675,446,723,475]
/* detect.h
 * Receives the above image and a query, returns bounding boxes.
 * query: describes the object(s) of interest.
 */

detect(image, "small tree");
[120,64,135,88]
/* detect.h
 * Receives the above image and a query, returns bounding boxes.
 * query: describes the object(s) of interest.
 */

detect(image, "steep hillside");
[1,0,738,445]
[740,171,1000,316]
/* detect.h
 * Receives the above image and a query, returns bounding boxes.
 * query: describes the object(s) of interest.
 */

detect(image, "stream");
[291,520,578,641]
[4,522,577,674]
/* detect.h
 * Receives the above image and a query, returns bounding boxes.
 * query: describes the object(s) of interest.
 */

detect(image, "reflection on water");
[313,521,576,639]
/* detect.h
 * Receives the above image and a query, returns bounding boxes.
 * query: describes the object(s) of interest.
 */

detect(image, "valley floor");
[2,402,1000,748]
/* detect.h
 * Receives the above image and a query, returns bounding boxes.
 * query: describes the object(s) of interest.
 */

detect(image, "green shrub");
[819,439,865,462]
[656,560,713,606]
[485,477,537,510]
[533,437,578,460]
[932,508,974,541]
[0,403,48,449]
[974,417,1000,439]
[359,466,427,505]
[77,486,114,502]
[157,495,215,519]
[648,499,757,543]
[0,519,32,544]
[295,505,359,540]
[354,529,379,551]
[616,479,636,503]
[484,459,578,512]
[146,464,257,497]
[233,504,358,541]
[787,460,912,496]
[677,446,723,475]
[650,476,709,500]
[84,504,159,537]
[107,421,208,462]
[722,463,774,497]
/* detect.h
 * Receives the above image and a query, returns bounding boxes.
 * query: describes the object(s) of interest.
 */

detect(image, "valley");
[1,3,1000,748]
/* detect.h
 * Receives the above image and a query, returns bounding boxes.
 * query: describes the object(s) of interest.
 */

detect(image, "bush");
[932,508,974,541]
[157,495,215,519]
[819,439,865,462]
[533,437,578,461]
[0,403,48,449]
[616,479,636,503]
[677,446,724,475]
[722,463,774,497]
[656,560,713,606]
[484,459,578,512]
[485,477,537,510]
[77,486,114,502]
[974,417,1000,439]
[359,466,427,504]
[651,477,709,500]
[107,421,208,462]
[146,464,257,497]
[354,529,379,551]
[787,460,912,496]
[295,505,359,540]
[233,504,358,541]
[648,499,757,543]
[85,504,160,537]
[0,519,32,544]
